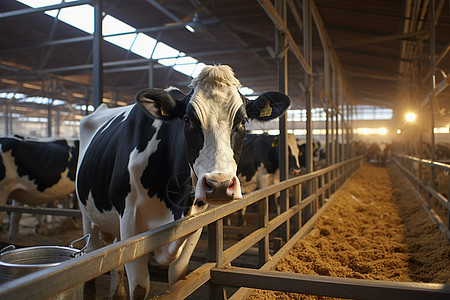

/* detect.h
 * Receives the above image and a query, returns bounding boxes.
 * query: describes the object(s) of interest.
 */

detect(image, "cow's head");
[272,134,302,176]
[136,65,290,205]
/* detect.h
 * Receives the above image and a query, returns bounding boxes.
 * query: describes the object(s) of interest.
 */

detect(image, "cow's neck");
[133,107,195,219]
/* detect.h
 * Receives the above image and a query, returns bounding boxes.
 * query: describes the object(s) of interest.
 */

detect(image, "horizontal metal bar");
[393,157,449,209]
[0,205,81,218]
[420,201,450,242]
[395,154,450,171]
[157,262,216,300]
[0,0,92,19]
[223,196,313,265]
[393,158,450,241]
[214,267,450,300]
[21,47,267,74]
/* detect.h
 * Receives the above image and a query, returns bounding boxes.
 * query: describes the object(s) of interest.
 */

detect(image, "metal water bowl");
[0,234,90,300]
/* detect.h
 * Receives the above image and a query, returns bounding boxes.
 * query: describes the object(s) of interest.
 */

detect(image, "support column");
[276,0,289,242]
[93,0,103,109]
[148,62,154,88]
[429,0,436,189]
[324,52,330,166]
[304,0,313,175]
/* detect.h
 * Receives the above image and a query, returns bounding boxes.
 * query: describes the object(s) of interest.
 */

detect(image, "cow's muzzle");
[198,173,242,204]
[291,168,302,176]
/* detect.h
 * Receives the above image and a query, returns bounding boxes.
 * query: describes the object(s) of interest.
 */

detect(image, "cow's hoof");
[133,285,147,300]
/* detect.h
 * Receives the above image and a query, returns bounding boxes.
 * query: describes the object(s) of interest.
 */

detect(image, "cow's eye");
[184,117,192,127]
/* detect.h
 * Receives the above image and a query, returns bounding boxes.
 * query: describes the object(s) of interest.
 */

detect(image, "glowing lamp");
[405,113,416,122]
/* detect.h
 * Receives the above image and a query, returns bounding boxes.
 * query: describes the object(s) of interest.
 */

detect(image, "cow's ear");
[245,92,291,121]
[136,88,186,120]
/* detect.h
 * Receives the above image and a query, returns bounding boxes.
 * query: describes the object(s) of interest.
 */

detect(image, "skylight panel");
[102,14,136,35]
[151,42,179,59]
[130,33,157,59]
[105,33,137,51]
[15,0,253,89]
[158,58,177,67]
[239,87,254,95]
[191,63,206,78]
[16,0,61,8]
[174,64,197,77]
[57,4,94,34]
[176,56,197,65]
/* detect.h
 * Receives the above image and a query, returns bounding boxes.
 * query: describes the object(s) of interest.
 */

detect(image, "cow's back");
[77,104,131,164]
[237,134,278,193]
[0,137,78,204]
[76,103,192,233]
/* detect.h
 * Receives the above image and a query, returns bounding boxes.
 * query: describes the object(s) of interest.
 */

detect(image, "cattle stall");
[0,155,448,300]
[0,156,361,299]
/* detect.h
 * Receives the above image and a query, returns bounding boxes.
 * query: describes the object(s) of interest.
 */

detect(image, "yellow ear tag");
[160,106,169,117]
[259,101,272,117]
[272,140,279,147]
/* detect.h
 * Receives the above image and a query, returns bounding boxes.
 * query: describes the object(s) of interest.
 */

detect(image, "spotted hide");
[233,133,301,224]
[75,65,291,300]
[0,136,79,237]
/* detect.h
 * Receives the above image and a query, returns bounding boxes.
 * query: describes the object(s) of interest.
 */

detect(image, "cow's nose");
[291,168,302,175]
[202,174,238,203]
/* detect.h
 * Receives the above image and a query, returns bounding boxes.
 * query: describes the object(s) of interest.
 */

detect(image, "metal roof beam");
[344,71,406,83]
[257,0,313,75]
[332,30,428,49]
[15,46,267,74]
[0,19,220,54]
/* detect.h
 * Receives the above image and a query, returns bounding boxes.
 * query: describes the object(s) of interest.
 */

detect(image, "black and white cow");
[0,136,79,238]
[75,65,291,299]
[234,133,301,224]
[298,140,325,169]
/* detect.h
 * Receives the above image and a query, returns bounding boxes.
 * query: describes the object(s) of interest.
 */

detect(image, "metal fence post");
[209,219,226,299]
[258,197,270,266]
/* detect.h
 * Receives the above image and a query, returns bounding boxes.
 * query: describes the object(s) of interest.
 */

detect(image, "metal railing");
[5,156,449,299]
[393,154,450,241]
[0,156,361,299]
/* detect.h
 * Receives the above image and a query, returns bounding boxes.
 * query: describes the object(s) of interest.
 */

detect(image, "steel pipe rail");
[0,157,362,300]
[393,154,450,241]
[0,205,81,218]
[214,267,450,300]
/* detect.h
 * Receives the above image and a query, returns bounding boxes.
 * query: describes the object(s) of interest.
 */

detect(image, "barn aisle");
[249,162,450,299]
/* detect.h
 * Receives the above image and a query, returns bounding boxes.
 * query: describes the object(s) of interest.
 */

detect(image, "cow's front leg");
[168,228,203,285]
[121,216,150,300]
[124,255,149,300]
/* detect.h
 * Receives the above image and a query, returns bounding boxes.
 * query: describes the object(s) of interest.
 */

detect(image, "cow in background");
[75,65,291,299]
[0,136,79,238]
[367,142,382,164]
[298,140,325,170]
[436,143,450,162]
[379,142,393,166]
[354,140,367,156]
[234,133,301,225]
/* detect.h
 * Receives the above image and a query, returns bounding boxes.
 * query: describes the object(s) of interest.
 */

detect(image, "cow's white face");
[136,64,291,206]
[187,76,246,204]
